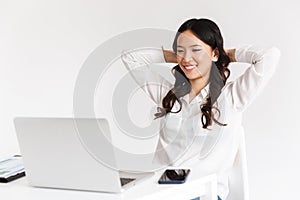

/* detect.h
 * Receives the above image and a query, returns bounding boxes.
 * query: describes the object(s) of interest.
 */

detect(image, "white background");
[1,0,299,199]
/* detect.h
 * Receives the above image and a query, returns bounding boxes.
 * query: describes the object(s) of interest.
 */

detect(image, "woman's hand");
[225,48,237,62]
[162,49,177,63]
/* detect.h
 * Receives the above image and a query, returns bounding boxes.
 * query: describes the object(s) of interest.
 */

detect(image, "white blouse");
[121,45,280,199]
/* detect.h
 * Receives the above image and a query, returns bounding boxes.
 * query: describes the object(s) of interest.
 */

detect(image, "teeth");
[185,66,196,70]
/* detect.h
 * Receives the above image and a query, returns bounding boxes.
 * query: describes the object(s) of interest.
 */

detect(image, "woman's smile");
[183,64,197,71]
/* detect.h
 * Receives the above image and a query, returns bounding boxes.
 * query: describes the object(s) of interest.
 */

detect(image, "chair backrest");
[227,128,249,200]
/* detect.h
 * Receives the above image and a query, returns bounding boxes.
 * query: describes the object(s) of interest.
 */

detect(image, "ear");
[211,48,219,62]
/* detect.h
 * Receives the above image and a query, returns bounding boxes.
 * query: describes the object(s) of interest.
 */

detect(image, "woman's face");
[176,30,218,81]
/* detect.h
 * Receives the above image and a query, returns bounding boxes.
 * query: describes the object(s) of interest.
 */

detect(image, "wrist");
[227,49,236,62]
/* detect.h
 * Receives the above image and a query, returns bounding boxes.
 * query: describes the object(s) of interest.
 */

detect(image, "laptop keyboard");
[120,177,135,186]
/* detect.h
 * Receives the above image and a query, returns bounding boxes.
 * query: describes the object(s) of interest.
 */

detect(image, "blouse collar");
[181,83,210,105]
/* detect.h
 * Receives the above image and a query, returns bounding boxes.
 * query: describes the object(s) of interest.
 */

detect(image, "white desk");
[0,168,217,200]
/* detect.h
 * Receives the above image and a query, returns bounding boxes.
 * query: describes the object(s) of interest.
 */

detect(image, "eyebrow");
[177,45,202,48]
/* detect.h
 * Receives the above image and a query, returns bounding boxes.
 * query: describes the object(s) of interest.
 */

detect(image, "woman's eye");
[176,50,184,54]
[192,49,202,52]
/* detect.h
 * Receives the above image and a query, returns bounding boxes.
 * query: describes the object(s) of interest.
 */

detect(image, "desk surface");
[0,168,217,200]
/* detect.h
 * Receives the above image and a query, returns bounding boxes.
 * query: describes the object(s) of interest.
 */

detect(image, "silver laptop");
[14,117,154,193]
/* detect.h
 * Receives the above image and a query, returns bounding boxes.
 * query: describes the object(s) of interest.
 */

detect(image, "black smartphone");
[158,169,190,184]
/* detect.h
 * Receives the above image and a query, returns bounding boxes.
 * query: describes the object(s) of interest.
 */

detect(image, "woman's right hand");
[162,49,178,63]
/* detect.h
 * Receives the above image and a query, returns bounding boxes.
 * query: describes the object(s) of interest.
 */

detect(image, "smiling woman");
[156,19,231,129]
[176,31,217,80]
[121,18,280,200]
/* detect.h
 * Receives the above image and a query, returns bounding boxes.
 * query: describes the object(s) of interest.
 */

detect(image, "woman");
[121,18,280,200]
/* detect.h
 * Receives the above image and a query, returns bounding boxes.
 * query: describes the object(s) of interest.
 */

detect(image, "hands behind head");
[225,49,236,63]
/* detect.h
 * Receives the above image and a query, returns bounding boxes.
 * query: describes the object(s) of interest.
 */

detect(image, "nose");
[182,51,192,62]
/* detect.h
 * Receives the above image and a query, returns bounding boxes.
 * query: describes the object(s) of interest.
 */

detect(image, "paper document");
[0,156,25,181]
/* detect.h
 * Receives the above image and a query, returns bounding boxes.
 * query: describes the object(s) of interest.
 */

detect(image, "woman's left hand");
[225,48,237,62]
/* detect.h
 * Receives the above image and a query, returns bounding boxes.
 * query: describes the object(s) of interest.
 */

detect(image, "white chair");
[227,129,250,200]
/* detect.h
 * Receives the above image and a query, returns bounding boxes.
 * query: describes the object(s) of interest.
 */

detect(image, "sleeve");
[224,45,281,112]
[121,48,173,105]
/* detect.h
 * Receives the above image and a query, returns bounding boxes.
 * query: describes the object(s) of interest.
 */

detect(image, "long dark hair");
[155,18,231,128]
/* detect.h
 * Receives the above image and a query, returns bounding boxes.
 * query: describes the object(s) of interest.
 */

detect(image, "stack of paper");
[0,156,25,183]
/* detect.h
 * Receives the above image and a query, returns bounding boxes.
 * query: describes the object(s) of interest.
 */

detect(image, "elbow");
[120,50,130,64]
[254,46,281,75]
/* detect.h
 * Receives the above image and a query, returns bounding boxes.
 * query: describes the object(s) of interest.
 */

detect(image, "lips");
[183,64,197,72]
[185,65,196,70]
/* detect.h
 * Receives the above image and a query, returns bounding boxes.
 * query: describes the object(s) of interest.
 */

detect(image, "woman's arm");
[121,48,173,105]
[224,45,281,111]
[121,48,167,69]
